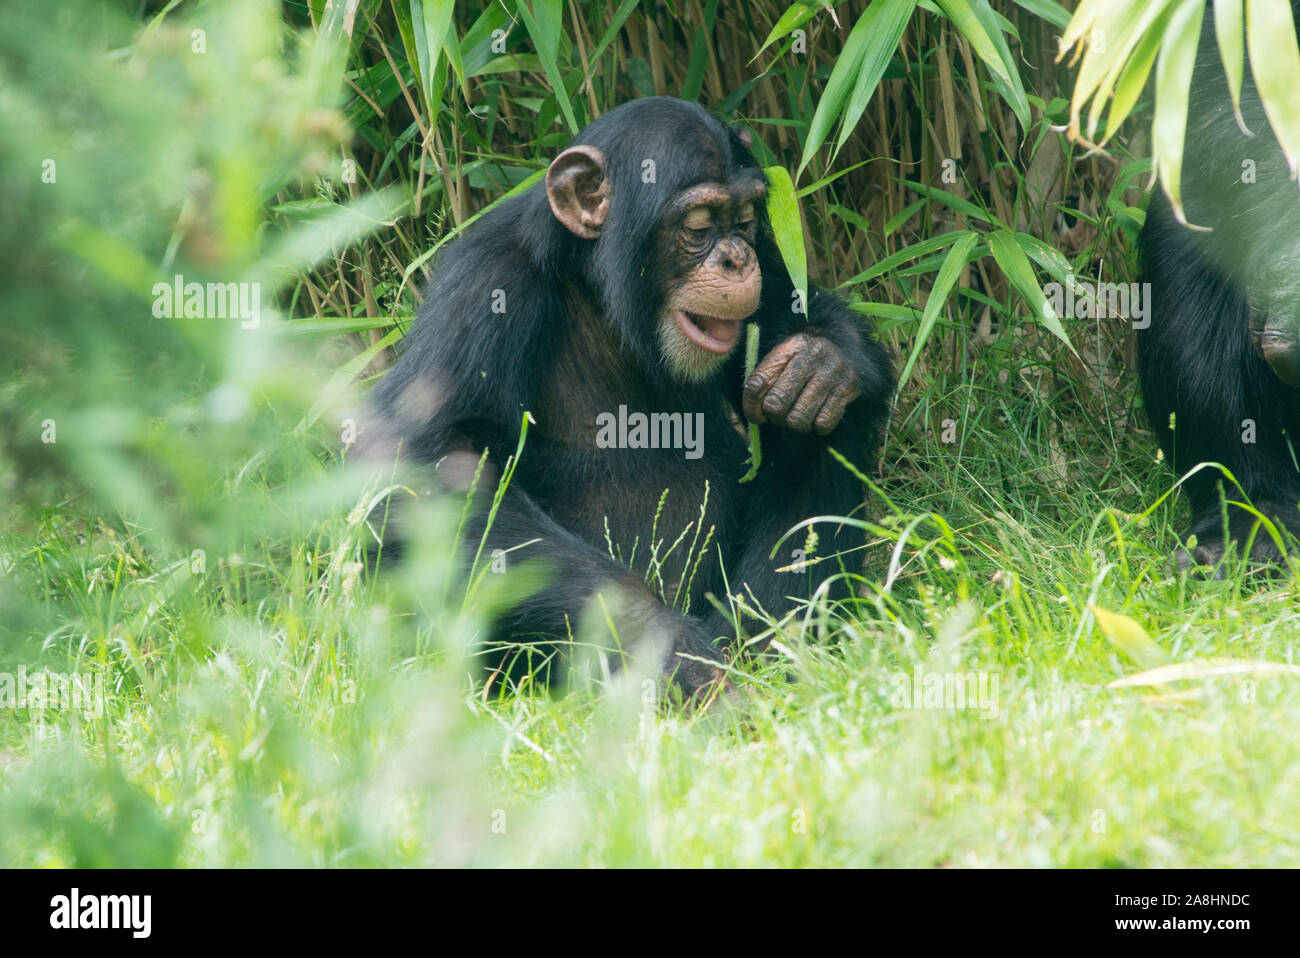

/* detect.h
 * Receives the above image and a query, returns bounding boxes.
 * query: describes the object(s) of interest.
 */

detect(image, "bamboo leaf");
[936,0,1030,129]
[899,178,1000,225]
[1091,605,1172,671]
[1246,0,1300,178]
[834,0,918,158]
[515,0,579,135]
[795,160,870,199]
[755,1,823,59]
[589,0,641,64]
[842,229,971,285]
[1153,0,1206,224]
[1109,658,1300,688]
[1214,0,1248,131]
[800,3,913,177]
[1083,0,1176,143]
[988,229,1076,353]
[1102,6,1172,142]
[1011,0,1071,30]
[765,165,808,315]
[894,231,978,389]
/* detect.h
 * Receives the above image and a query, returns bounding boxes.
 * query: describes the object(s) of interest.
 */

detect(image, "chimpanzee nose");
[717,239,753,274]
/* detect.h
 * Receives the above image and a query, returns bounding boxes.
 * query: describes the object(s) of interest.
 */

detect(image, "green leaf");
[884,197,926,236]
[1091,605,1172,671]
[419,0,458,95]
[1153,0,1206,223]
[1102,5,1173,142]
[1012,230,1075,285]
[402,0,427,100]
[1214,0,1247,131]
[402,169,545,288]
[412,0,455,118]
[842,229,971,285]
[739,323,763,484]
[1010,0,1071,29]
[899,178,1001,225]
[765,165,808,315]
[1063,0,1168,143]
[1246,0,1300,178]
[894,231,978,389]
[755,1,822,59]
[799,0,917,177]
[515,0,579,135]
[835,0,919,157]
[589,0,642,64]
[795,160,870,198]
[848,301,925,325]
[682,25,711,101]
[987,229,1076,353]
[935,0,1030,129]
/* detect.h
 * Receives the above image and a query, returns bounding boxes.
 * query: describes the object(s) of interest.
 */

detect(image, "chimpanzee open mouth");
[673,309,742,354]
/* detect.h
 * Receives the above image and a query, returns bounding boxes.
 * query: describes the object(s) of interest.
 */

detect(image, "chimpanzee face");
[656,180,766,382]
[544,134,768,384]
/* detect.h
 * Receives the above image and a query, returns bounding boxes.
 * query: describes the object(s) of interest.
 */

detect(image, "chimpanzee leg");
[1139,199,1300,566]
[449,465,725,695]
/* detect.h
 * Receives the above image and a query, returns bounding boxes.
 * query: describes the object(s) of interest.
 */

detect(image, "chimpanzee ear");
[546,145,610,239]
[733,126,753,149]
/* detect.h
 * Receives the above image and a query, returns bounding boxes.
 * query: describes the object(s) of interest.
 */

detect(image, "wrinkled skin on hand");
[742,332,861,435]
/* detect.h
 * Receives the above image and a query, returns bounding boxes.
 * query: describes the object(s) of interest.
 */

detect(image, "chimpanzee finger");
[759,349,821,426]
[813,379,860,435]
[743,341,799,423]
[783,369,840,432]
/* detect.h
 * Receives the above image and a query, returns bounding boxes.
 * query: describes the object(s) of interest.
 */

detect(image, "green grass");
[5,410,1300,867]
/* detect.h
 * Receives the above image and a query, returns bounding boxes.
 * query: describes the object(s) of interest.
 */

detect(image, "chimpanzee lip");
[675,310,741,354]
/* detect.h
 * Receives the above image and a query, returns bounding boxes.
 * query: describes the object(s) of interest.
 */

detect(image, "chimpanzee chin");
[361,97,893,699]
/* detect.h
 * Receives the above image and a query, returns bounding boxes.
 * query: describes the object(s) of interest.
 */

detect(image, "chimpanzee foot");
[1175,501,1300,573]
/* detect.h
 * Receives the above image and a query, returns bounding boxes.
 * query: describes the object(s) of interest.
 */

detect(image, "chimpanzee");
[361,97,892,696]
[1139,5,1300,567]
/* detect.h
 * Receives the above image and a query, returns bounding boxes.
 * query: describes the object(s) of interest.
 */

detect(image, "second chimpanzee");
[1139,4,1300,567]
[361,98,893,696]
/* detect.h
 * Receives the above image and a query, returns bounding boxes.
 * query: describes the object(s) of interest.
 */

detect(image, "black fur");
[363,97,893,692]
[1139,6,1300,566]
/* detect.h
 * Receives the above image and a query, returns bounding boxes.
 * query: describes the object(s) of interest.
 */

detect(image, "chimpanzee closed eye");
[361,97,893,699]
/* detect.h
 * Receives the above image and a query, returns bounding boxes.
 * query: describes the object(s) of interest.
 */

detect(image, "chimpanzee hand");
[660,615,732,709]
[620,595,730,709]
[1176,500,1300,575]
[742,332,861,435]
